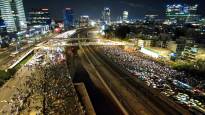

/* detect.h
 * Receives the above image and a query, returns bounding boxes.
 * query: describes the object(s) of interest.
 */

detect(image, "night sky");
[23,0,205,20]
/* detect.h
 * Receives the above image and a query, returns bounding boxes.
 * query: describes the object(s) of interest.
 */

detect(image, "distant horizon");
[23,0,205,20]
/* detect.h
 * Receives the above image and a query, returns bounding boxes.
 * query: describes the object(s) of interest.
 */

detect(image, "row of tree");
[0,70,14,86]
[172,60,205,81]
[104,23,205,43]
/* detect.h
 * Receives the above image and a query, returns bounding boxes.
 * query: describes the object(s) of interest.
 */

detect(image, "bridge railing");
[7,49,34,71]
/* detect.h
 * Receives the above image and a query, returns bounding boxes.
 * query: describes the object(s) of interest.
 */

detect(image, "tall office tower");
[116,16,122,23]
[0,0,27,32]
[64,8,74,30]
[79,15,89,27]
[166,4,199,24]
[123,11,128,22]
[102,7,111,25]
[11,0,27,31]
[28,9,51,26]
[0,0,16,32]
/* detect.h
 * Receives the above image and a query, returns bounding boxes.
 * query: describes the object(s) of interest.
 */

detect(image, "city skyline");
[23,0,205,20]
[1,0,205,114]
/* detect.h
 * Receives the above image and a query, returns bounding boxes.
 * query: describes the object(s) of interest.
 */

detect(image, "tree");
[174,27,186,39]
[115,25,131,39]
[104,26,114,38]
[0,70,11,81]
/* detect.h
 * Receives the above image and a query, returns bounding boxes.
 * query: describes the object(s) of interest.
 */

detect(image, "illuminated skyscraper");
[28,9,51,26]
[64,8,74,30]
[166,4,199,24]
[0,0,16,32]
[0,0,27,32]
[123,11,128,22]
[79,15,89,27]
[11,0,27,31]
[144,15,158,23]
[102,7,111,25]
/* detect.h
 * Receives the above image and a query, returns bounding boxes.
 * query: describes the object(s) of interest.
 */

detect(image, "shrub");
[7,68,17,76]
[0,79,4,86]
[0,70,11,81]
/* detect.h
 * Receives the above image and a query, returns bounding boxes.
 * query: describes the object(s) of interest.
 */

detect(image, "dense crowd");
[29,49,84,115]
[99,46,186,87]
[39,63,83,115]
[1,48,84,115]
[97,46,205,112]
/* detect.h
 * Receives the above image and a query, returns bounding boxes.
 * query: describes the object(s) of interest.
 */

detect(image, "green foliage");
[174,28,187,38]
[195,59,205,73]
[0,70,11,81]
[0,53,33,87]
[0,79,4,87]
[115,25,131,39]
[104,25,131,39]
[104,27,115,38]
[7,68,17,76]
[172,60,205,80]
[14,53,33,71]
[172,61,191,70]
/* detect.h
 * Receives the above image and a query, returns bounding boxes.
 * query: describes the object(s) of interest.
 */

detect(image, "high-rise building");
[123,11,128,22]
[28,8,51,26]
[64,8,74,30]
[0,0,27,32]
[79,15,89,27]
[144,15,158,23]
[0,17,7,36]
[166,4,199,24]
[10,0,27,31]
[102,7,111,25]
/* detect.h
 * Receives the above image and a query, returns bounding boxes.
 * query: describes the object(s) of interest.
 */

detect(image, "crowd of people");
[99,46,184,86]
[38,62,84,114]
[96,46,205,112]
[1,48,84,115]
[28,49,84,115]
[1,67,38,114]
[1,86,31,114]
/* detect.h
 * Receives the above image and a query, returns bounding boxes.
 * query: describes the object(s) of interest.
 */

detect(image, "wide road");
[73,28,190,114]
[82,46,162,115]
[80,45,191,115]
[0,33,55,70]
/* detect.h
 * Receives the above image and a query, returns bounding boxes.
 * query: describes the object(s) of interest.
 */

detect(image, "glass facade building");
[64,8,74,30]
[28,9,51,26]
[123,11,128,22]
[79,15,89,27]
[166,4,199,24]
[0,0,27,32]
[0,0,16,32]
[102,7,111,25]
[11,0,27,31]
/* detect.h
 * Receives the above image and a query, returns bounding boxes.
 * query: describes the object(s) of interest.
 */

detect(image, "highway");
[77,38,192,115]
[0,33,54,70]
[65,28,193,114]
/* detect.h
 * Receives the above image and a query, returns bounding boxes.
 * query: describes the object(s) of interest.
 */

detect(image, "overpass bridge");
[38,37,135,48]
[53,42,132,47]
[52,37,97,41]
[37,41,134,49]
